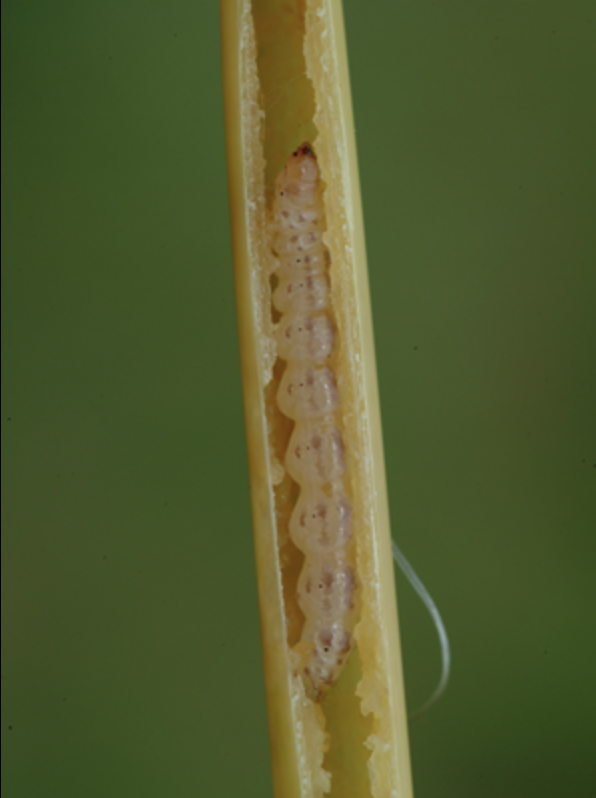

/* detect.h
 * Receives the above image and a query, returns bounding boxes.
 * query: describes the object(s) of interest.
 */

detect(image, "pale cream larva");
[271,143,358,700]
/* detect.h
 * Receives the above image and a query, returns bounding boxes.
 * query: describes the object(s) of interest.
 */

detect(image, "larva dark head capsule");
[293,142,315,158]
[277,141,319,194]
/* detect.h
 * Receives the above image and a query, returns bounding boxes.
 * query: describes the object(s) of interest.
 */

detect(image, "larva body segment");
[286,419,345,485]
[272,272,330,315]
[272,143,357,700]
[289,488,352,555]
[277,365,339,420]
[276,313,335,362]
[297,558,356,620]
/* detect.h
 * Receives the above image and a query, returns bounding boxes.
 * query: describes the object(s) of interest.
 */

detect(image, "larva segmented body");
[272,143,358,700]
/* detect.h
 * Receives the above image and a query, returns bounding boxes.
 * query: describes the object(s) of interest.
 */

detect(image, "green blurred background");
[2,1,594,796]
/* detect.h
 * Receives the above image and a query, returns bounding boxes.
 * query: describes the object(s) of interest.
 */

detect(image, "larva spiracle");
[271,143,358,701]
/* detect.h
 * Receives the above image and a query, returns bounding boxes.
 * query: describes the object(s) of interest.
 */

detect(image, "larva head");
[275,142,319,199]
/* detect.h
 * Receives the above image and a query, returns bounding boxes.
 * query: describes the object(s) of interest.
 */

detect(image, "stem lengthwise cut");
[221,2,414,796]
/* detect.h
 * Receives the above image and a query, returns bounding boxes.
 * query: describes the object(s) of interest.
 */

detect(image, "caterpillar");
[271,143,358,701]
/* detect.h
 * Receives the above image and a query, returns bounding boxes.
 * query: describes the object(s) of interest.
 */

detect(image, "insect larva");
[271,143,358,700]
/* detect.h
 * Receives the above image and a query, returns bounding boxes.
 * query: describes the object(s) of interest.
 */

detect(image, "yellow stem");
[220,2,414,796]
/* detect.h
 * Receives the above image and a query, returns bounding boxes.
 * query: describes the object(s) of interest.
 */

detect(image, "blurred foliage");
[2,1,595,796]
